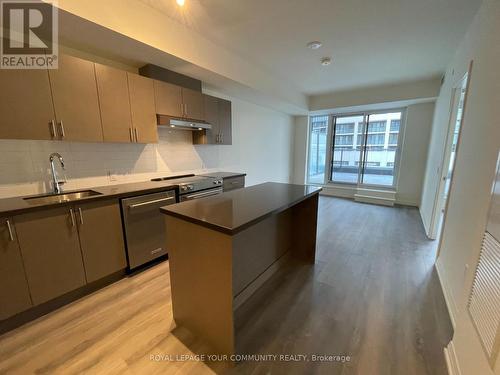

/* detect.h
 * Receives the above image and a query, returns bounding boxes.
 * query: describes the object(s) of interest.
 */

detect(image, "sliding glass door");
[308,109,404,188]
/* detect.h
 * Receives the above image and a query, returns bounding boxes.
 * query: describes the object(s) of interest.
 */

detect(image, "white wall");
[0,93,294,198]
[420,1,500,374]
[396,102,435,206]
[292,116,308,184]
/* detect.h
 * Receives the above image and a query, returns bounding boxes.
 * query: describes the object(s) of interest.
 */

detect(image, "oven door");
[180,187,223,201]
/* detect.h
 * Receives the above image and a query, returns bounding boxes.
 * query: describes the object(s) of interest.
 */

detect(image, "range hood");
[157,115,211,131]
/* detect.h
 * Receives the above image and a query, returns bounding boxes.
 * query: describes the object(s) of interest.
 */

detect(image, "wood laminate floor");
[0,197,452,375]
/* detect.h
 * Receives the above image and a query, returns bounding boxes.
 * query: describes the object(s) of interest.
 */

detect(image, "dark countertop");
[0,181,178,217]
[199,172,247,179]
[160,182,322,235]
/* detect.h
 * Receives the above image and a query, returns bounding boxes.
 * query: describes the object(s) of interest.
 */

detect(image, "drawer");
[223,176,245,192]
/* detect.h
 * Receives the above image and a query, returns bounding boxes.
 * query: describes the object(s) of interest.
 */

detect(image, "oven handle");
[181,188,222,201]
[128,196,176,209]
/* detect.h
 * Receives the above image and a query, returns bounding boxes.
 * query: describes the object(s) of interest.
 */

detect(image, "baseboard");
[354,194,395,206]
[444,341,462,375]
[435,259,457,329]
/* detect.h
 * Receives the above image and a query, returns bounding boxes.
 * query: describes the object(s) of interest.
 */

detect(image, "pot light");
[321,57,332,66]
[307,41,322,50]
[176,0,185,6]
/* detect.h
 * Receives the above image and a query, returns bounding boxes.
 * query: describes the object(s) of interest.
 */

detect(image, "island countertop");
[160,182,322,235]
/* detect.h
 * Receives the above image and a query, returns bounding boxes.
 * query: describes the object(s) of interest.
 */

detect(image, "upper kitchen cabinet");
[128,73,158,143]
[0,217,33,320]
[48,54,103,142]
[182,88,204,120]
[193,94,232,145]
[15,206,87,305]
[154,80,183,118]
[0,69,56,140]
[95,64,133,143]
[218,98,232,145]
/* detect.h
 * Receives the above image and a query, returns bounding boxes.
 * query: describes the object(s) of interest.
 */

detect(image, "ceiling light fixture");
[176,0,185,6]
[307,41,322,50]
[321,57,332,66]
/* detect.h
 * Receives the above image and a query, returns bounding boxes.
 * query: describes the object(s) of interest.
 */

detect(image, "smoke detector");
[307,41,322,50]
[321,57,332,66]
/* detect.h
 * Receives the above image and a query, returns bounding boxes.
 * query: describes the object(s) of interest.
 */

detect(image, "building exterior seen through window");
[307,111,403,187]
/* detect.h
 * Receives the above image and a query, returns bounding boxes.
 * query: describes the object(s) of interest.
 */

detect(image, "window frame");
[306,108,407,190]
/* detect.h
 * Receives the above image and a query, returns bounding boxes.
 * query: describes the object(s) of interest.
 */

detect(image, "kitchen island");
[160,182,321,356]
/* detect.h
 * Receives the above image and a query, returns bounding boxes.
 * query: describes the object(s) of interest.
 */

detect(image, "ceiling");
[138,0,481,96]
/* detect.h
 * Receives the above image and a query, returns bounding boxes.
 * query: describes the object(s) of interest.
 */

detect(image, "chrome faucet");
[49,153,66,194]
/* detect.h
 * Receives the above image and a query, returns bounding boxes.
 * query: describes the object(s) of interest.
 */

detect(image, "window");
[307,110,404,187]
[307,116,329,184]
[336,123,354,134]
[390,119,400,132]
[367,121,387,133]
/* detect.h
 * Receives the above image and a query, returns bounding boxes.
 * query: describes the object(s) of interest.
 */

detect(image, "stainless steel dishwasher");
[121,190,176,270]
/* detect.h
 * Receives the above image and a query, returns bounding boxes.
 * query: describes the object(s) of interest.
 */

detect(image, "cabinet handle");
[6,219,14,242]
[184,103,188,116]
[221,133,223,144]
[69,208,75,227]
[180,103,184,116]
[129,128,134,142]
[134,128,139,143]
[78,207,84,225]
[59,121,66,139]
[49,120,56,138]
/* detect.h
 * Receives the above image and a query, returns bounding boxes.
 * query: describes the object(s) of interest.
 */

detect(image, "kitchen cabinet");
[128,73,158,143]
[76,200,126,283]
[15,206,87,305]
[182,88,204,120]
[193,94,232,145]
[95,64,133,143]
[48,54,103,142]
[0,69,56,140]
[223,175,245,192]
[0,218,32,320]
[218,98,232,145]
[154,80,183,118]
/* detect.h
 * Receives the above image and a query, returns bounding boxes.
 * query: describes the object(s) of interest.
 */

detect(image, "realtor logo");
[0,0,58,69]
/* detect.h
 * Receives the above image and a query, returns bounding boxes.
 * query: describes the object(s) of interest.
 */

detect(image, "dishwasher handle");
[128,196,176,210]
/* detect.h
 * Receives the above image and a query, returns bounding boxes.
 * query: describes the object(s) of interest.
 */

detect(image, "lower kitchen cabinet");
[14,207,87,306]
[0,218,32,320]
[76,200,126,283]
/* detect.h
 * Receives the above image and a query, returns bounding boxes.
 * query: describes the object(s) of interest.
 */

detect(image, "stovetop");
[151,174,222,193]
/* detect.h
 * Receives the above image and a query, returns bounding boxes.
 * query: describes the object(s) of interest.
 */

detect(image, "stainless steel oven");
[179,186,223,201]
[121,190,176,270]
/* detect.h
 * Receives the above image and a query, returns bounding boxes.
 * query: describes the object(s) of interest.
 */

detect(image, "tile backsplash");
[0,128,221,198]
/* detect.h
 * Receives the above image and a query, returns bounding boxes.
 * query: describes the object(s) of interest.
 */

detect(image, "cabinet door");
[182,88,204,120]
[0,69,56,140]
[128,73,158,143]
[154,80,183,118]
[218,98,232,145]
[193,94,218,145]
[95,64,133,143]
[48,54,103,142]
[15,207,86,305]
[0,218,32,320]
[76,200,127,283]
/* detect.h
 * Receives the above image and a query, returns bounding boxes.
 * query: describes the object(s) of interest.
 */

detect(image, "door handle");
[78,207,84,225]
[6,219,14,242]
[59,121,66,139]
[69,208,76,227]
[49,120,56,138]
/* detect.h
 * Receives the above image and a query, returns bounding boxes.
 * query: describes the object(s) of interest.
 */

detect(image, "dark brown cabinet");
[15,207,86,305]
[193,94,232,145]
[95,64,133,143]
[0,218,32,320]
[76,200,126,283]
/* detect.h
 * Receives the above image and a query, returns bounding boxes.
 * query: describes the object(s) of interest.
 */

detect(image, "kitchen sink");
[23,190,102,205]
